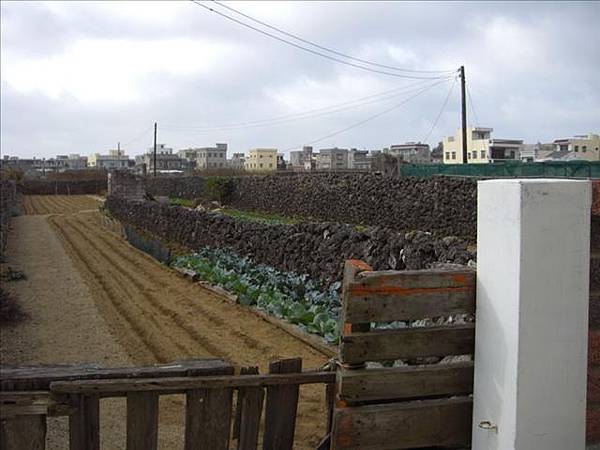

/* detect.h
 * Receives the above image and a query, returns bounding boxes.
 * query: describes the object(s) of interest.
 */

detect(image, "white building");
[88,149,131,169]
[195,143,228,170]
[348,149,370,170]
[316,148,348,170]
[553,133,600,161]
[387,143,431,163]
[228,153,246,170]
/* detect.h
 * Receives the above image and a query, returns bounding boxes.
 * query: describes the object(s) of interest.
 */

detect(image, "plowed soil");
[2,195,329,449]
[23,195,100,215]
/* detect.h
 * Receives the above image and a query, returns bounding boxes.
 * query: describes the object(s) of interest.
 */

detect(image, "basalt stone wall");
[0,180,19,257]
[145,176,205,199]
[21,179,107,195]
[144,174,477,241]
[105,196,473,285]
[229,174,477,240]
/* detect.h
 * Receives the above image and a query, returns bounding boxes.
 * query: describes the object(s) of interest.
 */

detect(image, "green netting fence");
[398,161,600,178]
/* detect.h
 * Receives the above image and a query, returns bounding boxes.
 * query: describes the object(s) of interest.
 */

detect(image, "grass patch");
[221,208,300,225]
[169,197,195,208]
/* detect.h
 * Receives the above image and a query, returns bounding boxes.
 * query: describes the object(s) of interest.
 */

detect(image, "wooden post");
[185,388,233,450]
[126,392,158,450]
[69,394,99,450]
[262,358,302,450]
[0,416,46,450]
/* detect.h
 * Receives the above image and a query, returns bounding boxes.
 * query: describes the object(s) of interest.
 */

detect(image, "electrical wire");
[189,0,456,80]
[161,77,453,133]
[283,77,451,152]
[466,83,480,126]
[122,125,154,147]
[211,0,454,74]
[421,76,458,144]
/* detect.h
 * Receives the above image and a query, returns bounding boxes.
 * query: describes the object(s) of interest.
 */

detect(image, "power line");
[211,0,454,75]
[466,83,480,126]
[283,77,451,151]
[122,125,154,147]
[189,0,455,80]
[422,76,458,144]
[161,78,453,133]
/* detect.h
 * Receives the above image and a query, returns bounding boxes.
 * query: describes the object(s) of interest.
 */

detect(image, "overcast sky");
[1,1,599,159]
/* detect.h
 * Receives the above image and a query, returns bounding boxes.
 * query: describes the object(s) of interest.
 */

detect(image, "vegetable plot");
[172,248,341,343]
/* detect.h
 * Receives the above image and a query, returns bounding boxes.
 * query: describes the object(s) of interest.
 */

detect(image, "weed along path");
[3,195,329,449]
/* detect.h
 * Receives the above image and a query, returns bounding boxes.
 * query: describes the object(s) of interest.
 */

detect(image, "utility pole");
[153,122,157,177]
[459,66,468,164]
[117,141,121,154]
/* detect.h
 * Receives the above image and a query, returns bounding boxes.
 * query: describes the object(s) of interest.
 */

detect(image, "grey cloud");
[1,1,599,159]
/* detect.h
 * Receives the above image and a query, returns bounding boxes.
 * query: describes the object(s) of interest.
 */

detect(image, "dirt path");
[2,195,329,449]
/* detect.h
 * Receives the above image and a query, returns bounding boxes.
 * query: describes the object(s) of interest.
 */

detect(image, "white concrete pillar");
[473,179,591,450]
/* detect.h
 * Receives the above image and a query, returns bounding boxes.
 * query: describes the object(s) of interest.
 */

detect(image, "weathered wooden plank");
[69,395,99,450]
[341,260,372,367]
[1,359,232,391]
[331,397,472,450]
[262,358,302,450]
[184,388,233,450]
[233,367,257,440]
[126,392,158,450]
[50,370,333,395]
[0,415,46,450]
[338,362,474,403]
[236,369,265,450]
[345,271,475,324]
[340,324,475,364]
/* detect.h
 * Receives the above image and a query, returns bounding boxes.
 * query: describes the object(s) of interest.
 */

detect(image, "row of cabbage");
[172,247,341,343]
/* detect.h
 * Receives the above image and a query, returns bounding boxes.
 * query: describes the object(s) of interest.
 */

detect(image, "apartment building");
[520,143,555,162]
[290,146,313,172]
[245,148,278,172]
[553,133,600,161]
[228,153,246,170]
[316,147,348,170]
[348,149,370,170]
[89,149,132,169]
[387,143,431,163]
[195,143,228,169]
[136,144,183,171]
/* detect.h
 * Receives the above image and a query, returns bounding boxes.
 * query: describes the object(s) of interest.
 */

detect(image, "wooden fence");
[331,260,476,449]
[0,358,335,450]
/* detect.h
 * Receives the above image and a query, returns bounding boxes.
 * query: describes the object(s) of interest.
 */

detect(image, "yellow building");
[245,148,278,172]
[553,134,600,161]
[443,127,493,164]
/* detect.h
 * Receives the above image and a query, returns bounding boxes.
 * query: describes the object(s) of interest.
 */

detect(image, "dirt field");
[23,195,100,215]
[1,195,329,449]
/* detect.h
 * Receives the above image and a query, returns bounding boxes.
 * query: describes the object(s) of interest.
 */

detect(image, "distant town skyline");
[2,1,599,159]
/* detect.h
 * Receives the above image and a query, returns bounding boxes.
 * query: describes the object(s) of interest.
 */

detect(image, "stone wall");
[105,196,473,285]
[108,171,145,201]
[144,174,477,241]
[21,179,107,195]
[0,180,19,258]
[145,176,205,199]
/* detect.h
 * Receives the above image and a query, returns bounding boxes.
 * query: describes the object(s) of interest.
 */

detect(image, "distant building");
[348,149,370,170]
[430,143,443,163]
[290,146,314,172]
[56,154,88,170]
[194,143,228,170]
[387,143,431,164]
[553,133,600,161]
[538,151,585,162]
[316,147,348,170]
[277,154,287,171]
[487,139,523,163]
[519,143,555,162]
[228,153,246,170]
[245,148,278,172]
[443,127,522,164]
[89,149,132,169]
[136,144,183,172]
